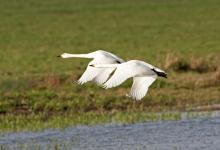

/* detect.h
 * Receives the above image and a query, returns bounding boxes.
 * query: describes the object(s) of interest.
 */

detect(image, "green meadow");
[0,0,220,131]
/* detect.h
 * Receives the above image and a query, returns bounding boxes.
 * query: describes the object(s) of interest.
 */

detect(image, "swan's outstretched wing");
[130,75,157,100]
[103,62,141,89]
[78,66,115,85]
[77,66,101,84]
[93,68,115,85]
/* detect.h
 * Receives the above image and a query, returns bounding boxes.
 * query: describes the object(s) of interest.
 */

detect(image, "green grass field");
[0,0,220,131]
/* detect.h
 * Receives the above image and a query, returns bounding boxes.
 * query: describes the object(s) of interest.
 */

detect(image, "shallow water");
[1,111,220,150]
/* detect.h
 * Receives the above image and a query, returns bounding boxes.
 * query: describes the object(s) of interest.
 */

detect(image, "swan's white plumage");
[60,51,167,100]
[96,60,166,100]
[77,66,100,85]
[92,68,115,85]
[103,61,138,89]
[103,60,156,89]
[60,50,124,85]
[130,76,157,100]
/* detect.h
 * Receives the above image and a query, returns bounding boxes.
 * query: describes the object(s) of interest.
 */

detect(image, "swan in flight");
[58,50,124,85]
[91,60,167,100]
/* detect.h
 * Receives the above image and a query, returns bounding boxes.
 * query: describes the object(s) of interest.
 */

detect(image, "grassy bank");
[0,0,220,131]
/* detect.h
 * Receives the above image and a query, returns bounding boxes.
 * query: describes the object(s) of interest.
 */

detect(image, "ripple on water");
[1,111,220,150]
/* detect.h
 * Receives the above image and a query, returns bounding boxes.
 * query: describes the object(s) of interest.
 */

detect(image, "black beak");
[89,64,95,67]
[57,55,61,57]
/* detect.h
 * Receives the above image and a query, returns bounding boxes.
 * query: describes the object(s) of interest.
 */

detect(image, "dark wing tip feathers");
[161,72,167,78]
[151,68,167,78]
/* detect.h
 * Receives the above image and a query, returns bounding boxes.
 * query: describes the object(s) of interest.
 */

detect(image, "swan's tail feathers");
[58,53,93,59]
[90,64,120,68]
[152,68,167,78]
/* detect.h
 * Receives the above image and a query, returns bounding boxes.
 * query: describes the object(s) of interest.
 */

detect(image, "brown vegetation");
[164,53,190,72]
[195,65,220,87]
[213,65,220,83]
[164,53,217,73]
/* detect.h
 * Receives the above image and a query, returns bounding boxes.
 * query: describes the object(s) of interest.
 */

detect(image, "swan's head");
[89,64,119,68]
[57,53,72,58]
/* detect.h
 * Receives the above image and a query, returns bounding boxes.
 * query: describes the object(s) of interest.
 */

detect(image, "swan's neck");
[60,53,93,59]
[92,64,120,68]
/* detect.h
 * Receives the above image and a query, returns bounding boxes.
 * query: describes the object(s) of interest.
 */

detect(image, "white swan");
[91,60,167,100]
[58,50,124,85]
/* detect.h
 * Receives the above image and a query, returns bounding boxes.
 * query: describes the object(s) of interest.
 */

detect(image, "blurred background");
[0,0,220,131]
